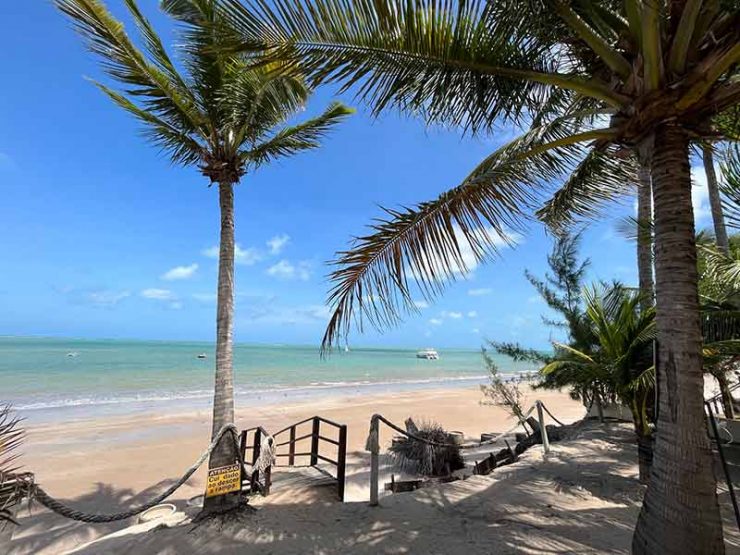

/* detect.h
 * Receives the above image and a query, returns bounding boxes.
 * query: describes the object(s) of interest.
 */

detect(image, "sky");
[0,2,718,350]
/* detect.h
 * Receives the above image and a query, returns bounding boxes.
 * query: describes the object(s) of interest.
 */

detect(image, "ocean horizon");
[0,336,541,423]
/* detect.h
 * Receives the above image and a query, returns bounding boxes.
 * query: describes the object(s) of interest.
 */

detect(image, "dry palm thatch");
[388,420,464,477]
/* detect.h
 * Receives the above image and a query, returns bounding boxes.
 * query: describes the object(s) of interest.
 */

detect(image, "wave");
[12,374,493,411]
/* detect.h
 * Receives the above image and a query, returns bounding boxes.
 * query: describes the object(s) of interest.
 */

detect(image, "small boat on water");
[416,348,439,360]
[66,352,79,358]
[197,353,207,359]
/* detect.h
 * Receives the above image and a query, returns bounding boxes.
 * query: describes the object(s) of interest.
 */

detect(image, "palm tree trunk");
[703,145,730,256]
[632,124,724,554]
[203,180,240,512]
[637,163,654,310]
[714,369,736,420]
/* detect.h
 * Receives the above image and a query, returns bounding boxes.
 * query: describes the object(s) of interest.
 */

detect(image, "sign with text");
[205,463,241,498]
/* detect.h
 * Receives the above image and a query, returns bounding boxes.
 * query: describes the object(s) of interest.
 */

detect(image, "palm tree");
[703,144,731,255]
[541,285,656,481]
[224,0,739,550]
[55,0,351,511]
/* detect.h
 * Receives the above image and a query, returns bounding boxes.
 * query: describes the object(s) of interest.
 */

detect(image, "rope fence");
[366,400,566,506]
[33,424,255,524]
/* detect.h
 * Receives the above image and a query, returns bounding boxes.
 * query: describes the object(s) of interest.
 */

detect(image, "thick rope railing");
[366,404,537,452]
[33,424,253,523]
[366,401,566,506]
[540,402,566,427]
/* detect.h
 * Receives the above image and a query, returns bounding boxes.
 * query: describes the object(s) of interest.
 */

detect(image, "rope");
[34,424,244,523]
[539,402,566,427]
[368,404,538,451]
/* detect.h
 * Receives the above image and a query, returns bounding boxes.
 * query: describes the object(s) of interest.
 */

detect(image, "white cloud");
[267,234,290,255]
[192,293,217,302]
[468,288,493,296]
[467,311,478,318]
[161,263,198,281]
[414,300,429,309]
[238,303,331,325]
[429,318,443,326]
[691,165,713,223]
[411,226,522,281]
[169,301,183,310]
[527,295,543,304]
[267,260,312,281]
[202,244,262,266]
[442,311,463,319]
[86,290,130,307]
[141,288,176,301]
[472,328,480,334]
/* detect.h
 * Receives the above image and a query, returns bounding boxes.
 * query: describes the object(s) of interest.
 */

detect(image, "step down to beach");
[251,465,340,505]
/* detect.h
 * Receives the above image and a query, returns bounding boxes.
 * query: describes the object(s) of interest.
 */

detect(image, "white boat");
[416,348,439,360]
[66,352,79,358]
[197,353,207,359]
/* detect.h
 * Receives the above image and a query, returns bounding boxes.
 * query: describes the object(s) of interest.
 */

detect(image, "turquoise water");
[0,337,539,422]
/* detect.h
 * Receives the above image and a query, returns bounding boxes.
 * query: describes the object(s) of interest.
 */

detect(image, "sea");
[0,337,540,423]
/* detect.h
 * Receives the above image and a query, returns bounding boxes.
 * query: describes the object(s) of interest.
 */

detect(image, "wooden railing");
[273,416,348,501]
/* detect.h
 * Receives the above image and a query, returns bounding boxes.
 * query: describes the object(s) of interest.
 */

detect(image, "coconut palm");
[223,0,739,549]
[55,0,351,510]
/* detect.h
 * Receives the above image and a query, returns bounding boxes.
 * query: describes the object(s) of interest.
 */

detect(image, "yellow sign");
[205,463,242,498]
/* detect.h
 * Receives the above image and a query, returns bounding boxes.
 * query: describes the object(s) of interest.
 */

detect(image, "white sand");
[5,387,740,554]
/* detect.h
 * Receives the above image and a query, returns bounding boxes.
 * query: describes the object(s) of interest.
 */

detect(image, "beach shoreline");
[19,384,584,500]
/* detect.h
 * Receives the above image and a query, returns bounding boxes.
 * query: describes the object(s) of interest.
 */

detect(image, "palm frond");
[221,0,625,136]
[319,118,616,351]
[0,405,26,527]
[537,145,638,232]
[95,83,204,165]
[721,143,740,230]
[55,0,205,139]
[241,101,353,168]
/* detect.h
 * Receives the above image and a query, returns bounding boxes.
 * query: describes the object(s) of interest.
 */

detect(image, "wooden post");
[537,401,550,454]
[369,416,379,506]
[288,425,296,466]
[310,417,320,467]
[337,424,348,502]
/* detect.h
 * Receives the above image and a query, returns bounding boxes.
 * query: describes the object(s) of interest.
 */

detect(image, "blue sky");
[0,2,716,349]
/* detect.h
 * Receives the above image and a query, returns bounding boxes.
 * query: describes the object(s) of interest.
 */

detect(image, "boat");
[197,353,207,359]
[66,352,79,358]
[416,348,439,360]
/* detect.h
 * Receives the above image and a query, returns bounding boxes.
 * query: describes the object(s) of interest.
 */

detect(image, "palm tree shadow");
[6,478,196,555]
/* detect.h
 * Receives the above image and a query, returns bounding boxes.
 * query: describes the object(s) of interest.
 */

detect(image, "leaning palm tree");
[224,0,739,550]
[55,0,351,511]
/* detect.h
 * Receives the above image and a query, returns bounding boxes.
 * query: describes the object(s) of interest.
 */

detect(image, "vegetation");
[0,405,28,528]
[388,421,465,477]
[480,348,528,431]
[542,286,656,482]
[224,1,740,549]
[55,0,351,511]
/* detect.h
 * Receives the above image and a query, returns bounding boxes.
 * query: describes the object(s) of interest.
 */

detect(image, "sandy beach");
[7,384,587,553]
[6,384,740,554]
[18,385,581,498]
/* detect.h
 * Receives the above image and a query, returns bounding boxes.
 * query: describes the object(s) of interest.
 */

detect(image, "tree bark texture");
[632,124,724,555]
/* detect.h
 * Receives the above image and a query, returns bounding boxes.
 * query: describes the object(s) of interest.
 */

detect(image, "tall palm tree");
[224,0,739,550]
[55,0,351,511]
[703,144,731,254]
